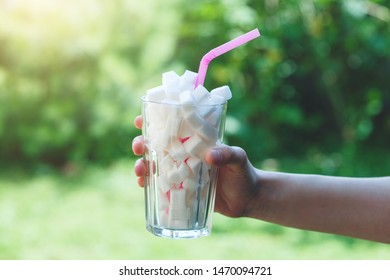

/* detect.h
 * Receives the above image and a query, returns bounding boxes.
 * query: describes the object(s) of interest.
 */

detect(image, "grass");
[0,160,389,260]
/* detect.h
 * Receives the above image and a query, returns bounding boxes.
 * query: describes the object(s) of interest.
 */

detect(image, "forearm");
[247,170,390,243]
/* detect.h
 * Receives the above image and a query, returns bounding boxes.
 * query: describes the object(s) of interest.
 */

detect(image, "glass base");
[146,225,210,239]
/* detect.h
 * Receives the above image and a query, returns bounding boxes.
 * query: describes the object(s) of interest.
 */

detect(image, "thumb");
[205,145,248,172]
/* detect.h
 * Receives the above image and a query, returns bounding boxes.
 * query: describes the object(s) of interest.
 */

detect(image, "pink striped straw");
[194,28,261,87]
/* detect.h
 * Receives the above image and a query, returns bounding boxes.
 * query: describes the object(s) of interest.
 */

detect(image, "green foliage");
[0,0,181,167]
[0,0,389,175]
[176,0,390,176]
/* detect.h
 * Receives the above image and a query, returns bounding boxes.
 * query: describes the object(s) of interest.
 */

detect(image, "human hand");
[133,114,390,243]
[131,115,260,218]
[132,115,146,187]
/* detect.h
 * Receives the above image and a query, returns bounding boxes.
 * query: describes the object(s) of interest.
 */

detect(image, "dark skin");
[133,115,390,244]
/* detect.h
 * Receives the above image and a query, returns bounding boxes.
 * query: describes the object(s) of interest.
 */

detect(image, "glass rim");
[141,95,227,107]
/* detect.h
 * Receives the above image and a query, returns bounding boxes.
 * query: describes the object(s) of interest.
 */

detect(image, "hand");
[203,145,260,217]
[133,114,390,243]
[132,115,145,187]
[131,115,261,218]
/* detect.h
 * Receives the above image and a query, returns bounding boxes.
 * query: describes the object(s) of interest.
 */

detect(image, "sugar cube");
[158,189,169,211]
[183,109,204,130]
[183,177,199,194]
[210,94,226,105]
[192,85,210,104]
[146,85,166,102]
[210,85,232,100]
[181,70,198,84]
[180,70,198,92]
[182,134,208,157]
[179,90,195,108]
[166,163,190,185]
[158,173,172,193]
[185,157,202,177]
[162,71,180,85]
[196,121,218,143]
[167,140,189,163]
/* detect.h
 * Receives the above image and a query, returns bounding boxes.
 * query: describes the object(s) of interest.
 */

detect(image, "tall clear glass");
[141,97,227,239]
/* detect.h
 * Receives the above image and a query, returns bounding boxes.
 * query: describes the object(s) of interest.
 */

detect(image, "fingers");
[138,177,144,187]
[134,115,143,130]
[134,158,146,176]
[133,115,145,187]
[132,115,145,156]
[134,159,145,187]
[132,135,145,156]
[205,145,248,171]
[133,137,145,187]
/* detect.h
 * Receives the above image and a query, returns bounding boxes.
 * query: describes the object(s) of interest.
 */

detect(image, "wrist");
[243,169,275,220]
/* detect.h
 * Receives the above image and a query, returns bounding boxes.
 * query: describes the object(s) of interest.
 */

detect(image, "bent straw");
[194,28,261,87]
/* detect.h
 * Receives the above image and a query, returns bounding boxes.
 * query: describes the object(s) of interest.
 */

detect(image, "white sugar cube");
[206,108,222,127]
[183,109,204,129]
[159,100,181,118]
[179,90,195,108]
[146,85,166,102]
[150,138,162,152]
[177,161,190,180]
[162,71,180,85]
[182,134,208,157]
[210,85,232,100]
[192,85,210,104]
[180,81,194,92]
[158,154,175,175]
[169,189,190,228]
[166,163,190,185]
[179,122,193,140]
[165,82,181,100]
[166,167,180,185]
[158,189,169,211]
[151,129,172,151]
[185,157,202,177]
[210,94,226,105]
[166,116,182,138]
[196,121,218,143]
[158,173,173,193]
[198,104,216,119]
[145,104,165,126]
[167,140,189,163]
[162,71,181,100]
[195,96,217,120]
[159,210,169,227]
[170,188,187,209]
[180,70,198,92]
[183,177,199,194]
[181,70,198,84]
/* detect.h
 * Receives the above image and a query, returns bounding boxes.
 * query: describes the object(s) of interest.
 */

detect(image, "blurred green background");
[0,0,389,259]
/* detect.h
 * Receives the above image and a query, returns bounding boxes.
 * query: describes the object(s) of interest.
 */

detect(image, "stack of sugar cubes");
[144,70,231,230]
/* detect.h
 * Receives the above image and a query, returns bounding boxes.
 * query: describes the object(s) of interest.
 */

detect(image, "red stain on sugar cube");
[180,136,190,143]
[166,190,171,202]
